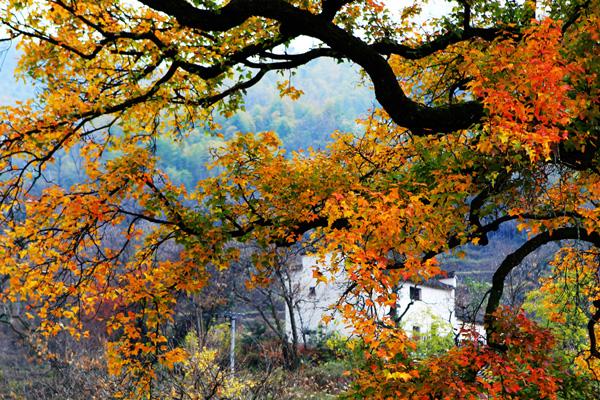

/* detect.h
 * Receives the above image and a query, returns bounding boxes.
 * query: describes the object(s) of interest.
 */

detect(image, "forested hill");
[217,59,376,150]
[155,58,375,188]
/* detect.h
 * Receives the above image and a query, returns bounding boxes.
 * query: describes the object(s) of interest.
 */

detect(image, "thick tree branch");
[485,227,600,343]
[589,299,600,359]
[242,48,341,69]
[136,0,266,32]
[137,0,488,134]
[370,27,505,60]
[557,136,600,173]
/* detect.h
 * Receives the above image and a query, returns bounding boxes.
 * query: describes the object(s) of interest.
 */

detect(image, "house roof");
[403,271,456,291]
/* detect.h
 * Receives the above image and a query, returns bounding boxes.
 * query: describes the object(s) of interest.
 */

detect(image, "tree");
[524,246,600,398]
[0,0,598,397]
[231,245,305,370]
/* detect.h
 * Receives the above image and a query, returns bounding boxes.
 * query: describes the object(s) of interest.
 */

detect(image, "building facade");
[285,255,484,343]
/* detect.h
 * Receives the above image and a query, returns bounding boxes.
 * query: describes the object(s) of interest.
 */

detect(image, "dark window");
[308,286,316,297]
[409,286,421,301]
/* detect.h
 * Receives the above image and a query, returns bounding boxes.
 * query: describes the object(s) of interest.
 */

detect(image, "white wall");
[396,282,456,338]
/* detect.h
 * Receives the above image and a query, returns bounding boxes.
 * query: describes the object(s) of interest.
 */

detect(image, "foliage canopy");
[0,0,599,398]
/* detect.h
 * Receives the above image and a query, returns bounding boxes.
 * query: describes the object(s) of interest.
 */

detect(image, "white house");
[285,255,484,343]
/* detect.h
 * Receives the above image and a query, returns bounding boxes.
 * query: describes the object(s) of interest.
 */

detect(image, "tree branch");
[370,27,506,60]
[485,227,600,344]
[588,299,600,359]
[137,0,489,134]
